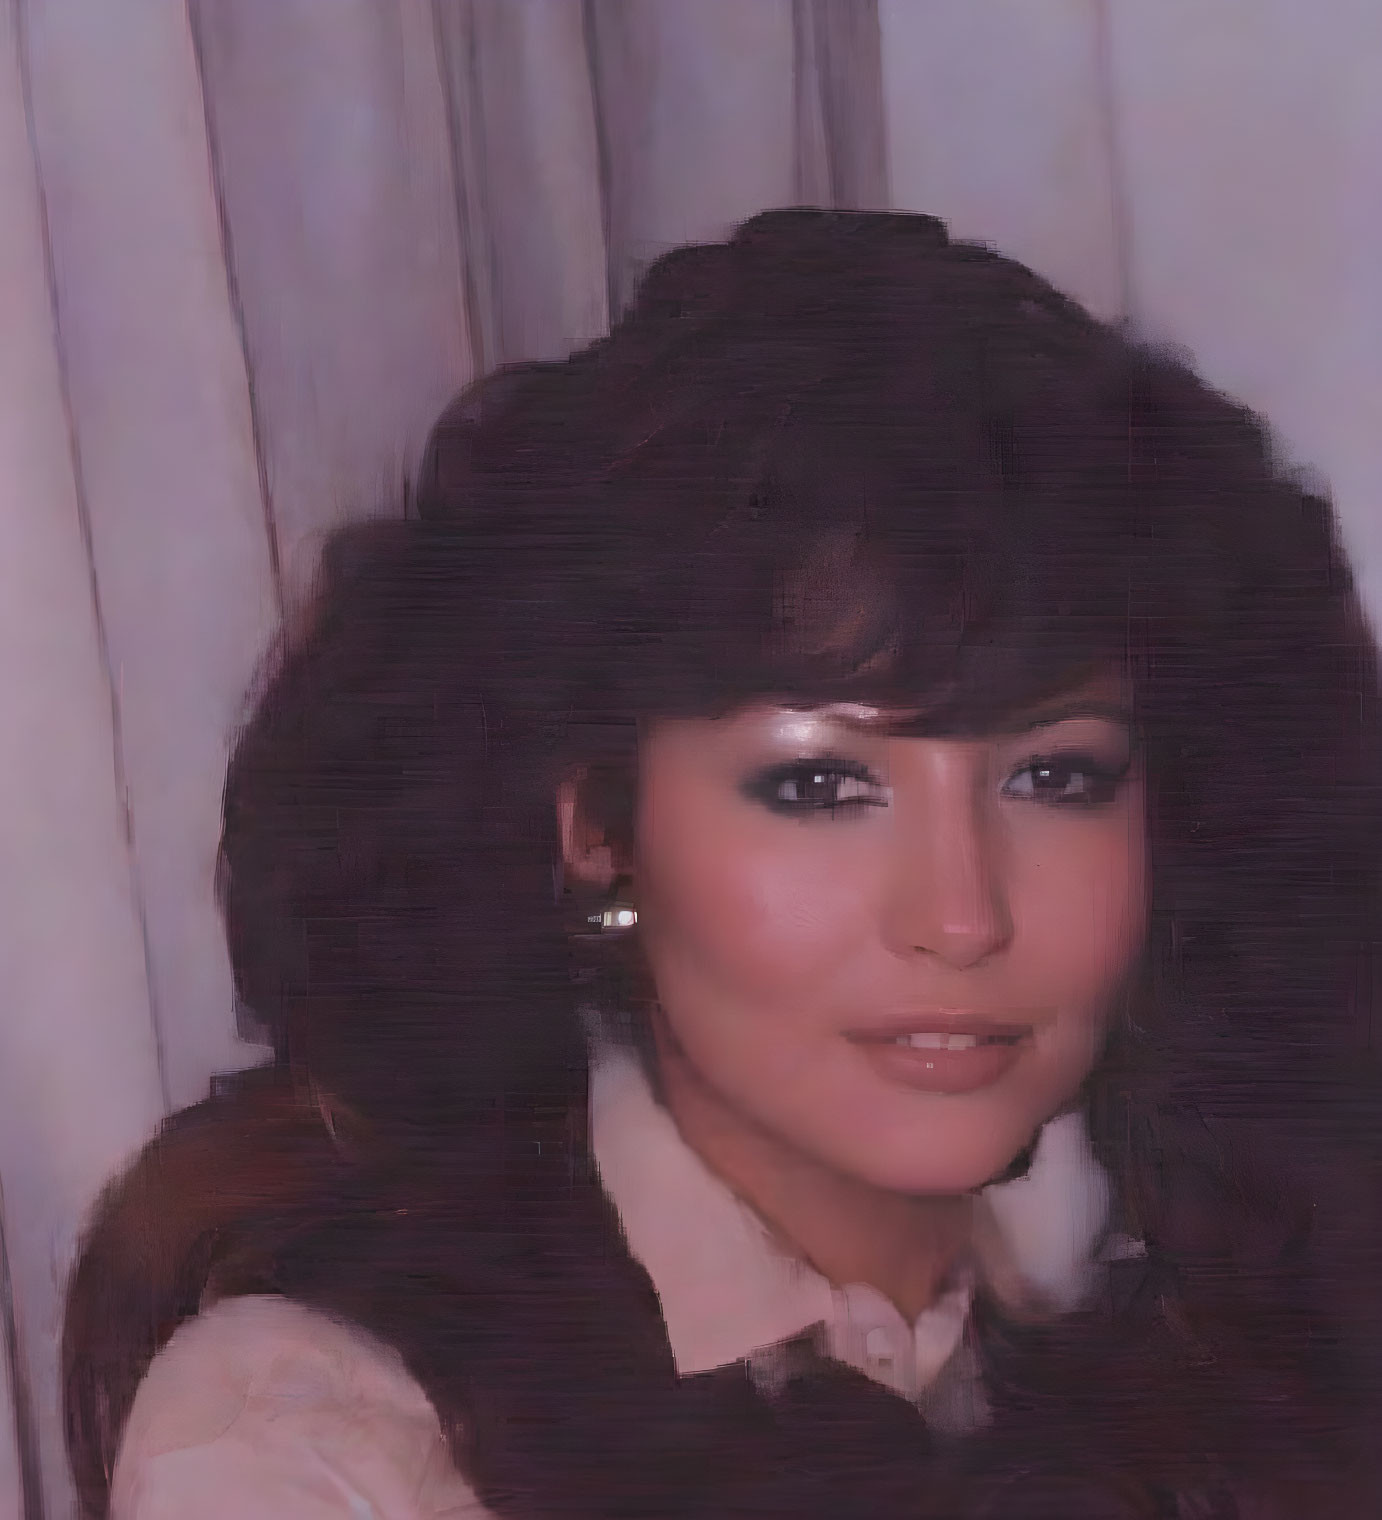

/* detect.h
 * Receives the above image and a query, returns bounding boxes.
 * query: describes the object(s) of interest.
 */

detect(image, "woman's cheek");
[1011,815,1146,1009]
[718,842,874,992]
[639,792,875,999]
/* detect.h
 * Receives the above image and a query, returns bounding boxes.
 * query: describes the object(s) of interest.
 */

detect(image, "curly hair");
[63,209,1382,1516]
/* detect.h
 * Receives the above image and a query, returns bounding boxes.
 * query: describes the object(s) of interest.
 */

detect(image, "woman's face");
[628,676,1147,1196]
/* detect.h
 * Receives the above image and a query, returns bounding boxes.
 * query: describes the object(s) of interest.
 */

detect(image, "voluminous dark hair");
[65,209,1382,1517]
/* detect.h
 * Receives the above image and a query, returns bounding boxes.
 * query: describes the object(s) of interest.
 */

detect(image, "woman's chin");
[824,1114,1043,1199]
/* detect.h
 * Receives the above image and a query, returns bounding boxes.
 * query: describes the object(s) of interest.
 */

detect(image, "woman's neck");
[651,1031,974,1323]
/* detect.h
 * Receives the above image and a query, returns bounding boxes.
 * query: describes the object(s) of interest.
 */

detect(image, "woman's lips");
[846,1014,1035,1095]
[845,1012,1035,1043]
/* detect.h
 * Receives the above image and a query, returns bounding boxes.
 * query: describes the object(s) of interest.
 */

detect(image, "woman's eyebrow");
[1002,700,1134,733]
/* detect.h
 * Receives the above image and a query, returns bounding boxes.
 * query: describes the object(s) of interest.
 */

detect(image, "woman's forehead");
[643,669,1134,750]
[769,669,1130,730]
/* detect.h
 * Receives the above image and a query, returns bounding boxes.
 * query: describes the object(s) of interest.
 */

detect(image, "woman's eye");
[742,760,888,816]
[1002,754,1129,808]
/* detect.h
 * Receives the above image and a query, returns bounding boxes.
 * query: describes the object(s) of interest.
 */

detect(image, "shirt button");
[864,1327,895,1366]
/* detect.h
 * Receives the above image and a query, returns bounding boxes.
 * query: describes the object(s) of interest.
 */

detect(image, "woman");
[64,209,1382,1517]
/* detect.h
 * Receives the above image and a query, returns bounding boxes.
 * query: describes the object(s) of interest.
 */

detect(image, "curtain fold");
[23,0,282,1119]
[1,4,169,1513]
[189,0,475,609]
[435,0,608,371]
[793,0,889,210]
[0,1181,39,1520]
[585,0,801,316]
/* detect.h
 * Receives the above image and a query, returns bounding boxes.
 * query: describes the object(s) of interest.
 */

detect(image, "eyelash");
[741,756,885,816]
[1001,752,1132,809]
[742,752,1131,817]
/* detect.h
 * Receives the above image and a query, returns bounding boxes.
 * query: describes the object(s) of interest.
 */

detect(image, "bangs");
[605,392,1137,735]
[750,532,1126,733]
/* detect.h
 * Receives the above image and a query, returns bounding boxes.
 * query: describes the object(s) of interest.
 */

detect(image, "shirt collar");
[588,1038,1115,1381]
[589,1039,833,1374]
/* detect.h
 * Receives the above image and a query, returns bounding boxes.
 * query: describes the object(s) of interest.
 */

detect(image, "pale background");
[0,2,1377,1514]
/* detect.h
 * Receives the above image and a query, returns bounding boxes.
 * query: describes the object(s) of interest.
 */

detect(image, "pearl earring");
[590,898,637,932]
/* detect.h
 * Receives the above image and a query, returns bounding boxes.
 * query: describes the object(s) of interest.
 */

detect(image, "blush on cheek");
[636,785,871,1008]
[642,841,865,1006]
[1012,817,1146,1002]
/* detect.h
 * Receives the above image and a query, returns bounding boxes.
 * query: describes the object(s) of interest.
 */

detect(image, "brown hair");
[65,209,1382,1515]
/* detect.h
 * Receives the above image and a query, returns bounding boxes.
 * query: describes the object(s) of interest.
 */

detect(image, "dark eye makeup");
[741,748,1133,818]
[740,756,888,816]
[999,751,1133,809]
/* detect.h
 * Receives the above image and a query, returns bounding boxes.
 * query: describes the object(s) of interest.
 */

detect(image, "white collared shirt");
[111,1043,1121,1517]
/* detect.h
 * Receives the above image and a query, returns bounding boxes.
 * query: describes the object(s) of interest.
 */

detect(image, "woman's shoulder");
[111,1293,491,1518]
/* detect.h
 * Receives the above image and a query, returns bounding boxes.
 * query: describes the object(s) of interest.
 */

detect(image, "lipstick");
[847,1013,1033,1096]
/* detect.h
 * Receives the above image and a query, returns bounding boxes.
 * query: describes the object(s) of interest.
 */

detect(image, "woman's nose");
[881,764,1013,970]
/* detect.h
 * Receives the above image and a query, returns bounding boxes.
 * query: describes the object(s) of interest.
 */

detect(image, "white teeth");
[894,1032,981,1051]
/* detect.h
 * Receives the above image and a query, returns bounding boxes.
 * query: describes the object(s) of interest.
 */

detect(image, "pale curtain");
[1,3,1379,1515]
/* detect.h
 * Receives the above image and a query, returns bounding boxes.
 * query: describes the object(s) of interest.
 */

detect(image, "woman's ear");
[556,773,617,891]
